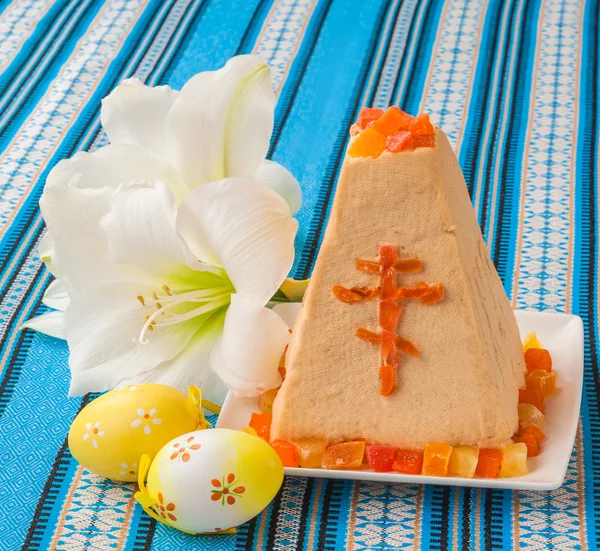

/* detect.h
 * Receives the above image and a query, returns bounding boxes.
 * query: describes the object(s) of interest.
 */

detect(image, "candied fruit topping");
[386,130,413,153]
[271,440,299,467]
[348,128,387,158]
[519,388,546,413]
[332,285,379,303]
[411,134,435,148]
[372,107,413,136]
[522,423,546,442]
[379,364,396,396]
[524,348,552,373]
[410,113,434,135]
[526,370,557,398]
[355,327,382,344]
[395,336,419,356]
[366,445,396,472]
[379,244,398,271]
[421,283,444,305]
[258,388,279,414]
[392,450,423,474]
[522,332,542,351]
[500,443,528,478]
[249,413,272,442]
[356,107,384,130]
[394,283,431,300]
[448,446,479,478]
[513,433,540,457]
[379,301,403,332]
[380,269,397,300]
[393,258,423,273]
[422,442,453,476]
[322,441,366,470]
[518,403,546,429]
[355,259,381,273]
[293,439,328,468]
[475,449,503,478]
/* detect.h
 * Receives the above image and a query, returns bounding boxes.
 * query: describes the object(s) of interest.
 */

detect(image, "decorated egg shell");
[136,429,283,534]
[69,384,208,482]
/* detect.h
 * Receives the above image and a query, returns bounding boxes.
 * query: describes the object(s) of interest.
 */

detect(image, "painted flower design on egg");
[119,462,138,477]
[131,408,162,435]
[154,492,177,522]
[82,421,104,448]
[211,473,246,506]
[169,435,201,462]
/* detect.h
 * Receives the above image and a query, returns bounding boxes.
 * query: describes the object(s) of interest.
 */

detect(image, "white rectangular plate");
[217,304,584,491]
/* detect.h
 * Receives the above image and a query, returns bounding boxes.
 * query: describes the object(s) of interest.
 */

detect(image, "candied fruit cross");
[409,113,434,136]
[513,433,540,457]
[526,370,557,398]
[379,364,396,396]
[372,106,414,136]
[422,442,453,477]
[355,328,418,356]
[524,348,552,373]
[475,449,503,478]
[293,439,328,468]
[421,283,444,305]
[366,445,396,472]
[249,413,272,442]
[386,130,412,153]
[519,388,546,413]
[258,388,279,414]
[348,128,387,159]
[322,441,366,470]
[517,403,546,429]
[500,443,528,478]
[332,285,379,303]
[271,440,299,467]
[356,107,384,130]
[356,259,381,273]
[392,450,423,474]
[393,258,423,273]
[448,446,479,478]
[379,301,403,332]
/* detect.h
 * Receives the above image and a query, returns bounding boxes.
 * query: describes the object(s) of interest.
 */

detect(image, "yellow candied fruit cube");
[523,332,542,351]
[518,403,546,429]
[526,370,557,398]
[258,388,279,414]
[500,443,529,478]
[293,439,328,468]
[448,446,479,478]
[241,426,257,436]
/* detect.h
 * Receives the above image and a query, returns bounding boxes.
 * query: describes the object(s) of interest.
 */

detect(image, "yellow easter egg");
[136,429,283,534]
[68,384,206,481]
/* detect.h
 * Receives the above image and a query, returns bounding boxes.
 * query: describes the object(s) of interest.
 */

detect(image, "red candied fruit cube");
[410,113,434,135]
[356,107,384,130]
[475,449,503,478]
[372,106,414,136]
[386,130,413,152]
[366,445,395,472]
[392,450,423,474]
[524,348,552,373]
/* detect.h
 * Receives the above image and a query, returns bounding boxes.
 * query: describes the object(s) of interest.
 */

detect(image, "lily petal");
[21,311,65,339]
[166,55,274,189]
[38,232,61,278]
[42,279,70,311]
[210,294,290,397]
[255,160,302,214]
[100,78,178,156]
[176,178,298,304]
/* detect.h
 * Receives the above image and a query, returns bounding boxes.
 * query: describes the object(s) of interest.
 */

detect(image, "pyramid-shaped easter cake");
[272,107,526,450]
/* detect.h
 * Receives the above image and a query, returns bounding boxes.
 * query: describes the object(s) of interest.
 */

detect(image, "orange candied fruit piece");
[321,441,366,470]
[366,445,396,472]
[519,388,546,413]
[332,285,379,303]
[522,423,546,442]
[410,113,434,136]
[513,433,540,457]
[249,413,272,442]
[474,448,503,478]
[355,259,381,273]
[380,269,397,300]
[392,450,423,474]
[395,283,431,300]
[379,244,398,270]
[379,300,403,332]
[524,348,552,373]
[396,335,419,356]
[355,327,382,344]
[293,439,328,468]
[421,283,444,305]
[393,258,423,273]
[411,134,435,148]
[422,442,453,476]
[372,106,414,136]
[526,370,557,398]
[271,440,299,467]
[386,130,413,152]
[348,128,386,159]
[379,364,396,396]
[356,107,384,131]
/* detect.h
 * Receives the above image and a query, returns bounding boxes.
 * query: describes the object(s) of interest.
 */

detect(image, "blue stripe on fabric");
[419,484,437,549]
[235,0,276,55]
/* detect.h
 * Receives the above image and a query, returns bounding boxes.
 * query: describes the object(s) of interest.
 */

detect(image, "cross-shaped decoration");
[332,244,444,396]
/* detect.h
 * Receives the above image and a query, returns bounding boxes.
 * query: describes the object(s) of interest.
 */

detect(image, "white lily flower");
[27,177,297,403]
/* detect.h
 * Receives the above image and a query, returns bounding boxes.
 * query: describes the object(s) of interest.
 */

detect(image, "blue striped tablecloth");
[0,0,597,549]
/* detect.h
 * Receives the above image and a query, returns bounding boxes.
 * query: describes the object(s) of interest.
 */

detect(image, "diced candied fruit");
[448,446,480,478]
[241,426,258,436]
[519,388,546,413]
[410,134,435,148]
[421,283,444,305]
[379,301,403,332]
[379,364,396,396]
[517,403,546,429]
[366,445,396,472]
[386,130,412,152]
[258,388,279,414]
[396,335,419,356]
[348,128,387,158]
[372,106,413,136]
[380,269,396,300]
[513,433,540,457]
[410,113,434,135]
[395,283,431,300]
[392,450,423,474]
[526,370,557,398]
[322,441,366,470]
[522,332,542,351]
[475,449,503,478]
[249,413,272,442]
[356,107,384,130]
[356,259,381,273]
[522,423,546,442]
[332,285,379,303]
[271,440,299,467]
[422,443,453,476]
[293,439,328,468]
[524,348,552,373]
[393,258,423,273]
[379,245,398,270]
[500,443,529,478]
[380,329,397,360]
[355,327,381,344]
